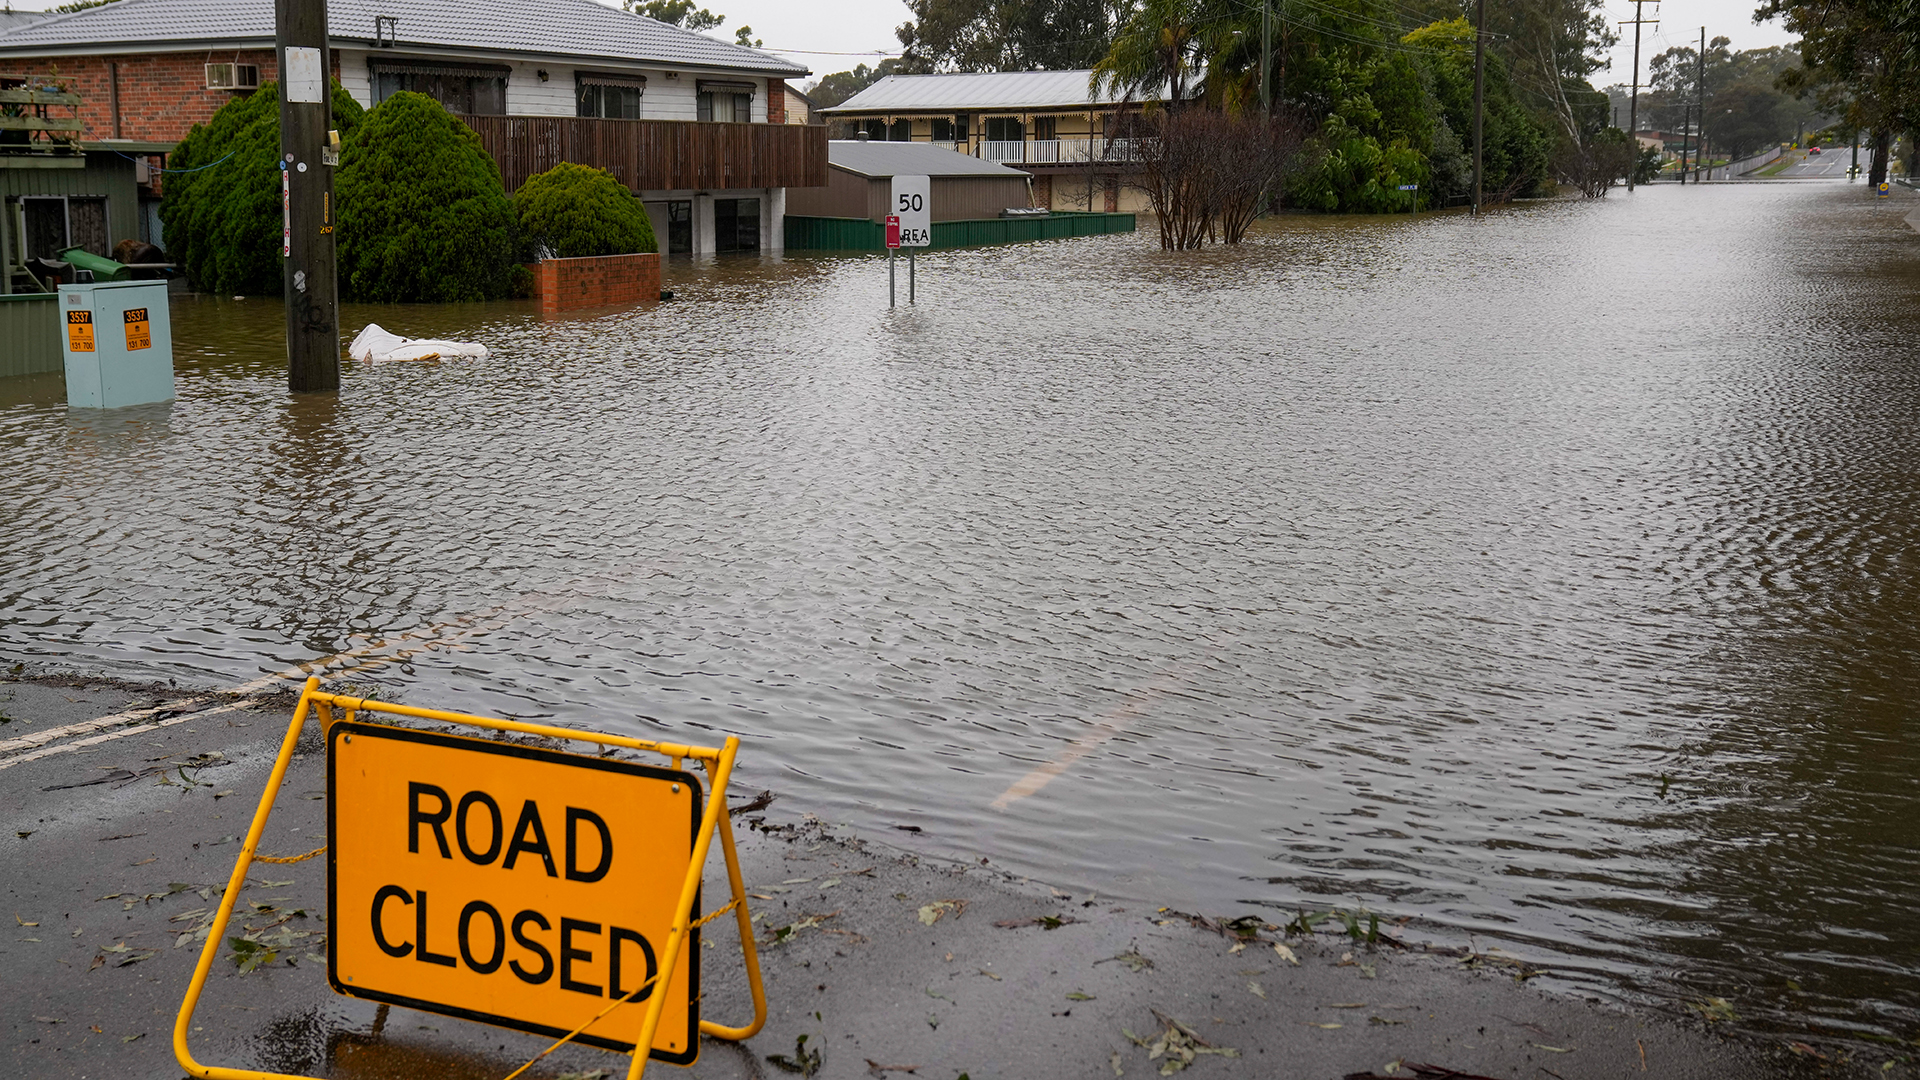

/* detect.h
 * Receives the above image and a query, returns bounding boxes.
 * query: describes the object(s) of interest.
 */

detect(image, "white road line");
[2,609,514,765]
[0,697,211,755]
[0,700,255,771]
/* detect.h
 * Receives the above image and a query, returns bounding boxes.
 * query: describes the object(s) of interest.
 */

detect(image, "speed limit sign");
[890,174,930,247]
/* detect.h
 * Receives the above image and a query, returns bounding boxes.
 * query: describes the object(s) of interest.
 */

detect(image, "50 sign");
[890,174,931,247]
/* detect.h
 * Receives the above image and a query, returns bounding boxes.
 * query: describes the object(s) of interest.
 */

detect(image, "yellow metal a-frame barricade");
[174,677,768,1080]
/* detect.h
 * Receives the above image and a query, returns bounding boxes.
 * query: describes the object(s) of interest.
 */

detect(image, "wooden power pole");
[1694,27,1706,183]
[1620,0,1658,190]
[277,0,339,393]
[1471,0,1485,214]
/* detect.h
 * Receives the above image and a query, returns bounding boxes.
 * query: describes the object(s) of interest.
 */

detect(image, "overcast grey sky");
[0,0,1800,89]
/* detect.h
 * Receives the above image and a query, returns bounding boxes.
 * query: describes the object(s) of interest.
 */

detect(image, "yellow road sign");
[330,722,701,1063]
[174,682,768,1080]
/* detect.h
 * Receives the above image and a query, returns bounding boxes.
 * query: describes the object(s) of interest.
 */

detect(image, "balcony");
[458,115,828,193]
[982,137,1142,166]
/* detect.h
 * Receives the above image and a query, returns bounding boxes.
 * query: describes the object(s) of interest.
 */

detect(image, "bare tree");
[1135,109,1300,250]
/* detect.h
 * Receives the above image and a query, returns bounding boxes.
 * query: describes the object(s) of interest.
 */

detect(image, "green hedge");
[513,162,656,259]
[335,92,521,302]
[159,81,365,296]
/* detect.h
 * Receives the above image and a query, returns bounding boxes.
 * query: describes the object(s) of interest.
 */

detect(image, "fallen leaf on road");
[1096,945,1154,972]
[122,1033,145,1042]
[1308,1022,1343,1029]
[917,900,966,926]
[1273,943,1299,965]
[994,914,1078,930]
[865,1061,918,1076]
[1533,1044,1574,1053]
[1330,1003,1367,1008]
[15,914,37,926]
[1110,1050,1124,1076]
[1247,981,1265,999]
[34,1016,62,1023]
[1368,1016,1405,1026]
[1068,991,1096,1001]
[977,969,1001,981]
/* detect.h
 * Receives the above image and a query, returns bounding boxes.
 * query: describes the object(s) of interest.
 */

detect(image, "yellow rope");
[254,845,328,864]
[499,898,743,1080]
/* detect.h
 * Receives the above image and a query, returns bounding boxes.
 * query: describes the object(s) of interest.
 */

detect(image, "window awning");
[578,71,648,89]
[369,59,509,78]
[696,79,756,97]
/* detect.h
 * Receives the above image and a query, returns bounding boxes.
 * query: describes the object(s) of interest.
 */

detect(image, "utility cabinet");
[61,280,173,408]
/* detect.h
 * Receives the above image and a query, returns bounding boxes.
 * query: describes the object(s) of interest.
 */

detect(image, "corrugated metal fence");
[0,293,62,378]
[458,115,828,193]
[785,211,1136,252]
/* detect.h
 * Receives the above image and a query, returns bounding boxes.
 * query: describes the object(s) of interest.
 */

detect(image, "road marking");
[1,609,516,766]
[0,700,255,771]
[988,668,1192,811]
[0,698,210,755]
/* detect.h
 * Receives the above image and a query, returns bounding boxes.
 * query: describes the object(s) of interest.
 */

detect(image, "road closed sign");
[891,174,930,247]
[329,722,703,1064]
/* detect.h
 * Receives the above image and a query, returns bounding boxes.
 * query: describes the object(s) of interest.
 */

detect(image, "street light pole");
[277,0,339,393]
[1693,26,1706,183]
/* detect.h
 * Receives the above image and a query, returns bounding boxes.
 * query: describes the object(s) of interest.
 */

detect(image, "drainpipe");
[109,61,122,139]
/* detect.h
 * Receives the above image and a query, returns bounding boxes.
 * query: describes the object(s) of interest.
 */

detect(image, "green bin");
[58,245,131,283]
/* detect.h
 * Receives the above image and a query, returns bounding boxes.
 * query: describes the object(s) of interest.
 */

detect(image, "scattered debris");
[1096,945,1154,973]
[1121,1010,1239,1075]
[1687,996,1737,1023]
[1273,943,1299,966]
[769,910,841,944]
[1068,991,1097,1001]
[1344,1064,1509,1080]
[766,1033,822,1077]
[917,900,967,926]
[993,914,1078,930]
[865,1060,918,1076]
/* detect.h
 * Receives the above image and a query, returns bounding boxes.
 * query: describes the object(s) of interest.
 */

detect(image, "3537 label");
[66,309,94,352]
[124,307,151,351]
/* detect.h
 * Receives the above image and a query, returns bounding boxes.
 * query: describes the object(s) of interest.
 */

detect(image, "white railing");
[983,140,1026,163]
[979,138,1144,165]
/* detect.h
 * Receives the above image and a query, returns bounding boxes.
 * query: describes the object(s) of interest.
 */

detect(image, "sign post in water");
[887,174,930,308]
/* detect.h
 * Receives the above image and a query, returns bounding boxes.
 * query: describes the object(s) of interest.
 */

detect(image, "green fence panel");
[786,212,1137,252]
[0,293,62,378]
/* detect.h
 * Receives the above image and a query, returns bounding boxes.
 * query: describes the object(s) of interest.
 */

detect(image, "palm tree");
[1091,0,1211,105]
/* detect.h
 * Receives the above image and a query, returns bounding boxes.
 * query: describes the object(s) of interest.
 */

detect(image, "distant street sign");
[1397,184,1419,191]
[330,723,703,1063]
[885,214,901,249]
[1878,181,1891,198]
[890,174,931,247]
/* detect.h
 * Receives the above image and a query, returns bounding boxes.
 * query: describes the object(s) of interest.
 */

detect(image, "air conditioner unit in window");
[205,63,261,91]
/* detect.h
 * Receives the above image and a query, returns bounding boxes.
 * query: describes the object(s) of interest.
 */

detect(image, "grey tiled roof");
[828,139,1026,179]
[0,0,808,76]
[822,70,1174,113]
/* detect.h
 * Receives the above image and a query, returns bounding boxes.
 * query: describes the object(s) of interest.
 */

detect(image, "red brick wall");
[6,49,344,144]
[527,252,661,315]
[767,81,784,125]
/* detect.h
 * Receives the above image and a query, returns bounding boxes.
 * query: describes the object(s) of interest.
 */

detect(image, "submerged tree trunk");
[1869,129,1890,186]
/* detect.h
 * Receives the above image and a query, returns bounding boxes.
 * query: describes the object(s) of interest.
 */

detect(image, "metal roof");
[0,0,808,76]
[0,10,48,34]
[827,139,1026,180]
[821,69,1173,114]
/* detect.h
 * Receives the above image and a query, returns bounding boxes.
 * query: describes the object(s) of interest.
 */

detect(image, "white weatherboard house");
[0,0,823,255]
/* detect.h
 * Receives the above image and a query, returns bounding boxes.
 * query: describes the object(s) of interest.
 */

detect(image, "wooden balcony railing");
[457,115,828,193]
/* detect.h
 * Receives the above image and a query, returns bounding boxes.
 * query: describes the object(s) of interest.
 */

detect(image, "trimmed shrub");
[334,92,519,302]
[159,82,365,295]
[514,162,657,259]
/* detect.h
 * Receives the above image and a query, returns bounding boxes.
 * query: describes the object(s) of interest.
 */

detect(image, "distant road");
[1770,147,1862,179]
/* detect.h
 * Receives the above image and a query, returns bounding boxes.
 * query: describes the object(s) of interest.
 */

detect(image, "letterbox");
[61,280,174,408]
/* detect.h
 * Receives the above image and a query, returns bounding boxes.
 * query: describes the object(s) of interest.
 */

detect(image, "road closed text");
[329,723,702,1059]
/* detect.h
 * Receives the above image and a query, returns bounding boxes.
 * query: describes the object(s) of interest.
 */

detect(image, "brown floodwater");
[4,182,1918,1045]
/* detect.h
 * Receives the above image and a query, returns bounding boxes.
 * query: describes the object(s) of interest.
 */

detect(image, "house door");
[714,198,759,253]
[68,197,108,256]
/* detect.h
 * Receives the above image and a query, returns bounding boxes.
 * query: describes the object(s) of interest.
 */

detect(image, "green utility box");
[58,245,132,283]
[61,280,173,408]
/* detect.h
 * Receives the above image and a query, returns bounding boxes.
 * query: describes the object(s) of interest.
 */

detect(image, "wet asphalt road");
[0,675,1858,1080]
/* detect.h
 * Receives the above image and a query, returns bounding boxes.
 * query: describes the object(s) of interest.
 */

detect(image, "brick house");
[0,0,826,256]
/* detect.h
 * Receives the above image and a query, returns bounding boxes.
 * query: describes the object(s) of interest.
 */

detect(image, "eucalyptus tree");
[1756,0,1920,182]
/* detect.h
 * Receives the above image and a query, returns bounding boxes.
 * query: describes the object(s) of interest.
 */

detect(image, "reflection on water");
[4,184,1918,1043]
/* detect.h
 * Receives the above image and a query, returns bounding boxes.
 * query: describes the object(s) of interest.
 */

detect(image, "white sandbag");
[349,323,490,362]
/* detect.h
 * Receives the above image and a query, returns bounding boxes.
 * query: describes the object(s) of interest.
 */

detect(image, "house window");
[19,195,108,261]
[578,73,646,118]
[666,200,692,254]
[714,197,759,252]
[888,119,911,141]
[859,118,887,139]
[696,79,756,122]
[1033,116,1057,140]
[930,116,952,141]
[985,117,1023,142]
[954,113,970,139]
[371,60,508,114]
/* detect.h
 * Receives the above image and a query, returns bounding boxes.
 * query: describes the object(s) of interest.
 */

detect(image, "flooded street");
[4,182,1918,1045]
